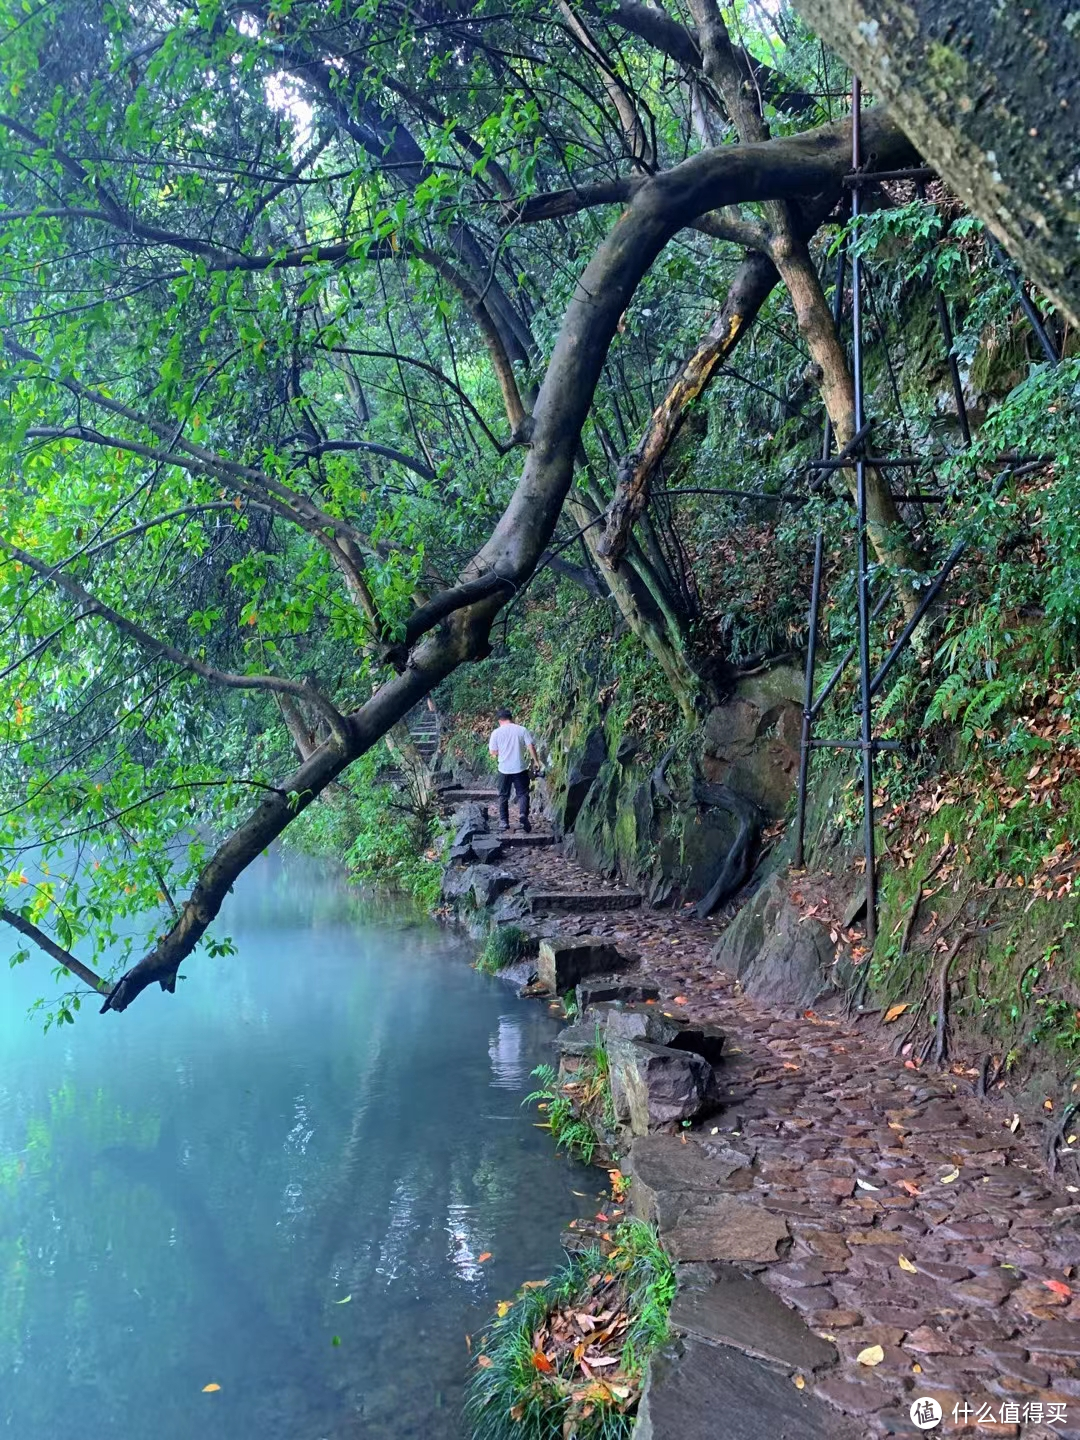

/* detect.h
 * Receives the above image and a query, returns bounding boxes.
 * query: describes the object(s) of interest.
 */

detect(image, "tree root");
[690,781,762,919]
[932,929,972,1068]
[651,743,677,805]
[1047,1101,1079,1175]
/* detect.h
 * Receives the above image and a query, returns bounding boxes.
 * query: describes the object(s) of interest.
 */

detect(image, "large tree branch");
[460,109,913,607]
[98,661,451,1013]
[414,244,530,437]
[557,1,655,169]
[585,0,815,114]
[0,908,108,994]
[597,249,779,564]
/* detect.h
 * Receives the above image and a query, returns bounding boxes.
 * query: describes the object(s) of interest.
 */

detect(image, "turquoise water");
[0,852,590,1439]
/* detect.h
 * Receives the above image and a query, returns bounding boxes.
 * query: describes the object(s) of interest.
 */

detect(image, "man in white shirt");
[488,708,540,832]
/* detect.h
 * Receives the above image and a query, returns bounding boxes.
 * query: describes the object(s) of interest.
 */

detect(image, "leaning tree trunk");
[794,0,1080,328]
[568,491,705,720]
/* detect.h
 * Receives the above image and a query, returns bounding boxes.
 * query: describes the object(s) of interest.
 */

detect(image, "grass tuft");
[466,1221,675,1440]
[476,925,530,975]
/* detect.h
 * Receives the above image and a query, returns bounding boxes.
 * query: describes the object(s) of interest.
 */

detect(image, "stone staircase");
[526,890,641,914]
[406,707,440,763]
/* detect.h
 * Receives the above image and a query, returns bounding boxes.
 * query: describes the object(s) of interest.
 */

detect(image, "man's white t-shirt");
[489,722,534,774]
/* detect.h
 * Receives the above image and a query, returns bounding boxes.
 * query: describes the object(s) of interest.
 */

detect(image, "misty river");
[0,851,590,1439]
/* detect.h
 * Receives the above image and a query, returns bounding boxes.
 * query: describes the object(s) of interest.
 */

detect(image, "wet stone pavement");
[495,830,1080,1438]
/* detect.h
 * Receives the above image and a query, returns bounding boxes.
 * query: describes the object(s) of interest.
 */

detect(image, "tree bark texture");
[794,0,1080,327]
[597,251,779,565]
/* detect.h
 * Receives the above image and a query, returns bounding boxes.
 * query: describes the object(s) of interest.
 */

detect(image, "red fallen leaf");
[898,1180,921,1196]
[1044,1279,1072,1298]
[478,1252,492,1263]
[904,1059,920,1070]
[673,995,688,1004]
[531,1351,555,1373]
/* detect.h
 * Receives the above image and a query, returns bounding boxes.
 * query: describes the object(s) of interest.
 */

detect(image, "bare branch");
[0,907,108,994]
[1,538,350,741]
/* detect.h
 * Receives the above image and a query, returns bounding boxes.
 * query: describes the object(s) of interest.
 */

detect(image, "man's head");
[496,707,512,724]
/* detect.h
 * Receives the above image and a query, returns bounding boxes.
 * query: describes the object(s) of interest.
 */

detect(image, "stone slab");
[590,1001,682,1047]
[636,1336,853,1440]
[663,1194,791,1264]
[627,1133,753,1225]
[528,890,643,914]
[536,936,631,993]
[669,1265,837,1374]
[576,974,659,1008]
[1028,1320,1080,1356]
[610,1040,718,1135]
[668,1020,726,1065]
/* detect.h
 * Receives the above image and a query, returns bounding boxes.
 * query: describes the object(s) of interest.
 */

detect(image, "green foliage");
[285,757,443,910]
[466,1221,675,1440]
[525,1029,616,1161]
[476,925,529,975]
[525,1064,600,1166]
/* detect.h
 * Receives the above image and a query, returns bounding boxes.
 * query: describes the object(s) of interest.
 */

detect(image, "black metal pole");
[934,290,972,447]
[794,531,823,868]
[851,77,877,943]
[988,236,1060,366]
[810,588,893,719]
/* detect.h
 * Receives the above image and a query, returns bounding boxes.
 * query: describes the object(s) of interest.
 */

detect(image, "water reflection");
[488,1015,528,1089]
[0,850,588,1439]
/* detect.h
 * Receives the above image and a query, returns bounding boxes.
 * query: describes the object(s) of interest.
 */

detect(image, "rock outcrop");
[710,873,835,1009]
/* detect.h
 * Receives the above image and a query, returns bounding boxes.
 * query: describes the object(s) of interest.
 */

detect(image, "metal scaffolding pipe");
[851,78,878,943]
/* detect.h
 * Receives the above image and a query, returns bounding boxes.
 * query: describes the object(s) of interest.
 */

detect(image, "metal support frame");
[791,78,1060,947]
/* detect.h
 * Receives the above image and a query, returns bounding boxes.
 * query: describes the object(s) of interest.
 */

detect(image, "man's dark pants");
[497,770,530,828]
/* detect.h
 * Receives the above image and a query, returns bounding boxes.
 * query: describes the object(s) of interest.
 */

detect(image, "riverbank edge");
[436,796,1080,1440]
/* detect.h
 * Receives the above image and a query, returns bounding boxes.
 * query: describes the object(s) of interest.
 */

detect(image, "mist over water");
[0,852,588,1439]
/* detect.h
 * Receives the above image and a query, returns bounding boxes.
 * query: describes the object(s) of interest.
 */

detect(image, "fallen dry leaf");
[201,1384,221,1393]
[857,1344,885,1367]
[496,1301,512,1318]
[883,1002,908,1023]
[531,1351,555,1373]
[793,1374,806,1390]
[898,1255,917,1273]
[476,1355,493,1369]
[940,1168,960,1184]
[478,1252,493,1263]
[1044,1279,1072,1298]
[897,1180,920,1196]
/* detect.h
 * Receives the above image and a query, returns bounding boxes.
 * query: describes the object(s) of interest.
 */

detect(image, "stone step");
[441,789,499,803]
[637,1334,851,1440]
[500,833,555,847]
[527,891,642,914]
